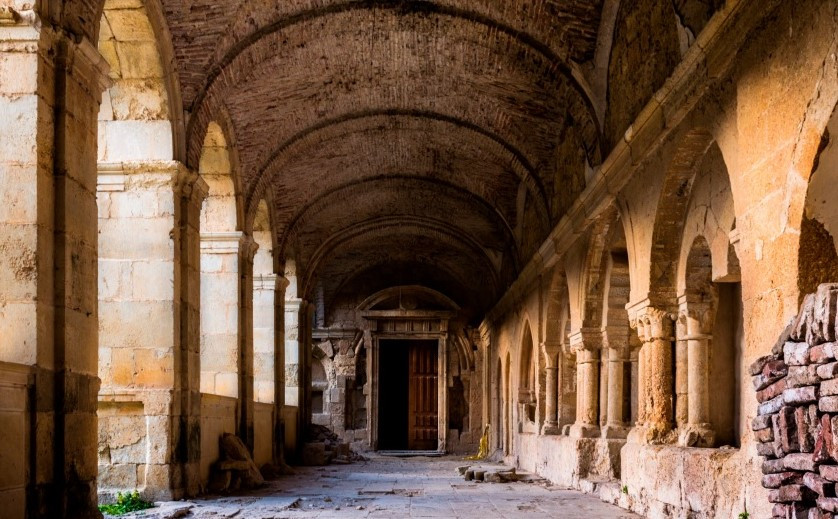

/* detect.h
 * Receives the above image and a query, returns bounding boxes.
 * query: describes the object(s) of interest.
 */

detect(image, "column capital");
[200,231,244,254]
[98,161,194,192]
[601,325,631,352]
[240,235,259,263]
[253,273,278,291]
[276,275,291,291]
[677,293,716,336]
[568,328,602,352]
[540,339,562,357]
[174,168,209,203]
[629,304,675,343]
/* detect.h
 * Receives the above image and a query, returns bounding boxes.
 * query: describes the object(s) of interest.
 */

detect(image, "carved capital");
[677,293,716,336]
[568,328,602,352]
[240,235,259,264]
[630,306,675,343]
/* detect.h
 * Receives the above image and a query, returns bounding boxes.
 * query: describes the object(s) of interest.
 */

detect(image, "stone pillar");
[631,306,676,443]
[678,300,716,447]
[568,329,602,438]
[439,330,449,452]
[97,162,207,500]
[602,328,631,438]
[0,15,112,517]
[238,236,258,449]
[284,297,305,407]
[200,232,245,397]
[540,340,561,435]
[253,274,278,405]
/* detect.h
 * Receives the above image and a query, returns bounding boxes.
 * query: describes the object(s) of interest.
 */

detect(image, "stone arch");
[598,209,638,435]
[670,138,743,448]
[517,320,537,426]
[542,266,575,433]
[199,120,245,398]
[799,104,838,300]
[97,0,182,163]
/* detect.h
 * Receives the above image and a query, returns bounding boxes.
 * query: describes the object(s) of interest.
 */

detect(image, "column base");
[678,424,715,448]
[541,422,561,435]
[644,420,676,445]
[568,423,600,438]
[601,423,630,439]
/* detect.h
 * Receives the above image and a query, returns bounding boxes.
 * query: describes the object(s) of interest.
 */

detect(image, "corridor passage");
[123,456,639,518]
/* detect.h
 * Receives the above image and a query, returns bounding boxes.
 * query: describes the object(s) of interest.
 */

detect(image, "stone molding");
[98,161,194,192]
[253,273,278,291]
[200,231,245,254]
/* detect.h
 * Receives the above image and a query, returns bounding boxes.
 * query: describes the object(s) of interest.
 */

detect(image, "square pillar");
[97,161,207,501]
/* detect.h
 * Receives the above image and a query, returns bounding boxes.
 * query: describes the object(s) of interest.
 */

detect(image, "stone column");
[602,328,631,438]
[439,330,449,452]
[253,274,278,405]
[540,340,561,435]
[97,162,207,500]
[238,236,258,449]
[568,329,602,438]
[200,232,246,397]
[674,315,689,430]
[631,306,676,443]
[678,299,715,447]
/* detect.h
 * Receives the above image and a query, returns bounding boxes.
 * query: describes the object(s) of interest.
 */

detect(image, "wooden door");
[407,341,438,450]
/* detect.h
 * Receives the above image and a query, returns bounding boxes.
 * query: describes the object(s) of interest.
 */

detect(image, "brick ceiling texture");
[161,0,604,319]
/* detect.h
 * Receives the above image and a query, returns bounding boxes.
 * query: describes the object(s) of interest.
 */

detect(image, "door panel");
[408,341,438,450]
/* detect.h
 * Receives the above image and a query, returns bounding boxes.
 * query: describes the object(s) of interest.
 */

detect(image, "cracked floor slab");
[117,455,639,518]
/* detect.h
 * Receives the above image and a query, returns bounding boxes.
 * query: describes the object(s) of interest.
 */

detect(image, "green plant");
[621,485,628,494]
[738,512,749,519]
[98,491,154,516]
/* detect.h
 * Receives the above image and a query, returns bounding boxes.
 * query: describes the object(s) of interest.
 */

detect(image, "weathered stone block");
[786,342,811,366]
[784,386,819,405]
[784,453,819,472]
[764,458,788,474]
[797,405,819,453]
[755,414,775,431]
[804,471,835,496]
[819,363,838,380]
[778,407,800,454]
[759,378,789,402]
[763,471,804,488]
[819,497,838,513]
[769,484,815,503]
[789,366,822,388]
[821,397,838,413]
[821,465,838,482]
[761,395,786,416]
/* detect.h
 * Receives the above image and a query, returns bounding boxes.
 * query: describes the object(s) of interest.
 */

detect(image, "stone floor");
[120,455,639,518]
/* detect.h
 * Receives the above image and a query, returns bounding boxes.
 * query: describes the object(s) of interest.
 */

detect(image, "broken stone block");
[784,386,819,405]
[752,355,777,376]
[814,414,833,463]
[784,453,819,472]
[786,342,812,366]
[797,405,819,453]
[301,442,327,466]
[822,379,838,396]
[821,397,838,413]
[804,471,835,497]
[819,497,838,513]
[811,343,836,364]
[789,366,822,388]
[756,427,775,443]
[763,472,804,488]
[778,407,800,454]
[208,469,232,493]
[759,378,789,402]
[769,484,816,503]
[219,433,265,488]
[755,414,775,431]
[761,394,786,416]
[821,465,838,482]
[819,363,838,380]
[764,458,787,474]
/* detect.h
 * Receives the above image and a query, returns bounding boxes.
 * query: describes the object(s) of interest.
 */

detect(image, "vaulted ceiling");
[160,0,606,319]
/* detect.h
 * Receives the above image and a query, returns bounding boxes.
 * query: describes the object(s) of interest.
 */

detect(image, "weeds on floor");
[738,512,749,519]
[621,485,628,494]
[98,491,154,516]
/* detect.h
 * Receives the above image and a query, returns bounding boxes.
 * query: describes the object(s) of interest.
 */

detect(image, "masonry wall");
[489,1,838,518]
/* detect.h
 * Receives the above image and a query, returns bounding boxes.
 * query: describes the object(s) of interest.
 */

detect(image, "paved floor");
[124,455,640,518]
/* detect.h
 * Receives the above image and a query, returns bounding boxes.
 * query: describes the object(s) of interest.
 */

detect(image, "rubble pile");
[753,284,838,518]
[303,424,366,466]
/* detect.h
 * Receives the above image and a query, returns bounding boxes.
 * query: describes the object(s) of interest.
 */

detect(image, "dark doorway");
[378,339,438,450]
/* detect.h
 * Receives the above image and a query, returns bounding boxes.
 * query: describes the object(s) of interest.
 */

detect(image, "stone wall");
[752,284,838,517]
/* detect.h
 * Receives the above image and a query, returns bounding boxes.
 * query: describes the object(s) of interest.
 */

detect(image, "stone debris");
[753,284,838,518]
[303,424,366,466]
[458,463,544,484]
[208,433,265,493]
